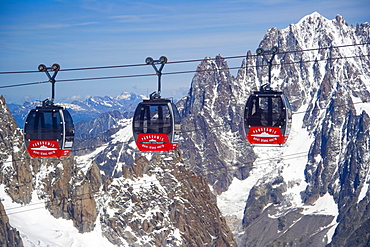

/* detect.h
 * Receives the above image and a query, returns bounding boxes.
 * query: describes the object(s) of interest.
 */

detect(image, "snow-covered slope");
[217,103,313,219]
[75,117,137,178]
[0,184,114,247]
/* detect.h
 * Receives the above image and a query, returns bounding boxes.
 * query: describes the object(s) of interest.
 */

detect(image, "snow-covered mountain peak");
[334,14,348,26]
[256,12,370,113]
[281,12,355,50]
[115,91,146,101]
[296,11,329,25]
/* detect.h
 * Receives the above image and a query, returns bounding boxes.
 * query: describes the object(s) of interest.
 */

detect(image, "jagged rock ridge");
[178,55,257,195]
[0,95,24,246]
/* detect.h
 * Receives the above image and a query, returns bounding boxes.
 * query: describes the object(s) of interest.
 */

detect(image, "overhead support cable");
[0,53,369,90]
[0,42,368,75]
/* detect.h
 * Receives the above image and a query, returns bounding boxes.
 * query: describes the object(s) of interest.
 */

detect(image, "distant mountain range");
[7,92,147,127]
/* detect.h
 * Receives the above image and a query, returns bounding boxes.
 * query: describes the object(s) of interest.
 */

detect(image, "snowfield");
[0,185,115,247]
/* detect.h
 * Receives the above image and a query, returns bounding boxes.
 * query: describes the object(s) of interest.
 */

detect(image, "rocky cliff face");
[99,151,236,246]
[179,56,256,194]
[35,157,100,233]
[176,12,370,247]
[0,95,29,246]
[253,13,370,247]
[0,96,33,205]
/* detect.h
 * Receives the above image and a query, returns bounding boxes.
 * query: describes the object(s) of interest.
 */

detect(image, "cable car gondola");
[243,90,292,145]
[132,56,181,151]
[24,64,74,157]
[24,101,74,157]
[133,94,181,151]
[243,47,292,146]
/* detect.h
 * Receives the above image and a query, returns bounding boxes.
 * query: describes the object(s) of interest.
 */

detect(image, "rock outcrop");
[99,151,237,246]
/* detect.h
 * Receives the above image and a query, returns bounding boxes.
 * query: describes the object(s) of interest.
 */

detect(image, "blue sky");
[0,0,369,104]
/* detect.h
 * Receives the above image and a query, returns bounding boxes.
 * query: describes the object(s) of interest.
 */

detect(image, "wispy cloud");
[38,21,100,29]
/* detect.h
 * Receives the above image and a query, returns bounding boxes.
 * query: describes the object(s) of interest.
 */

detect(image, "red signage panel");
[136,134,178,151]
[27,140,70,157]
[247,126,287,145]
